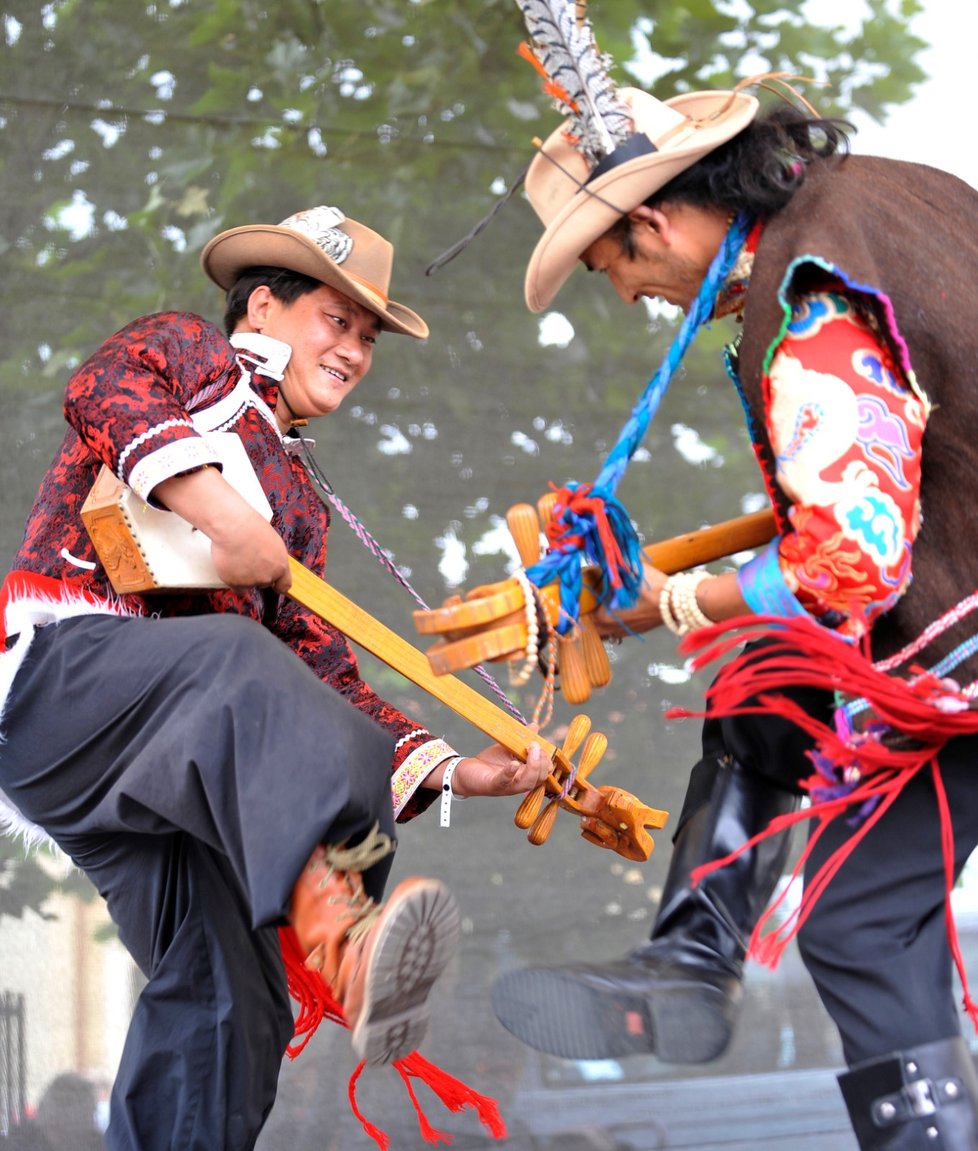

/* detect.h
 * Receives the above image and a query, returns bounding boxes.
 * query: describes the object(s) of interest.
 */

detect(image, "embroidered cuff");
[736,541,810,619]
[391,738,457,818]
[127,433,222,504]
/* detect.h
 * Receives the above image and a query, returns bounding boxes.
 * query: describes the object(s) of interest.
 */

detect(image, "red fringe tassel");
[664,614,978,1029]
[277,927,508,1148]
[278,924,347,1057]
[396,1052,508,1143]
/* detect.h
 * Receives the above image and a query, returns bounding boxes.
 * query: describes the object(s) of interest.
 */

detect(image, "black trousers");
[0,612,397,1150]
[795,734,978,1065]
[711,656,978,1067]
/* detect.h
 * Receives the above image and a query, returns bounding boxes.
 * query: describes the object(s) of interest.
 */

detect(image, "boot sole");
[351,880,460,1066]
[491,968,737,1064]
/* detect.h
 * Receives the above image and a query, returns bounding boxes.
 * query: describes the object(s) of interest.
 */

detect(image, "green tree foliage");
[1,0,924,384]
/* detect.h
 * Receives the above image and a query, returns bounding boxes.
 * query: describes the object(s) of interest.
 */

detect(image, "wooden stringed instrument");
[413,493,777,704]
[81,464,668,861]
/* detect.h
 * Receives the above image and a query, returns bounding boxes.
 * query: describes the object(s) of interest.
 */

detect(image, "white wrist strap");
[439,757,464,828]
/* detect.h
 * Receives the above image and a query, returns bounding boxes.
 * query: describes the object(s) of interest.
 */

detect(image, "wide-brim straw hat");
[201,206,428,339]
[524,87,758,312]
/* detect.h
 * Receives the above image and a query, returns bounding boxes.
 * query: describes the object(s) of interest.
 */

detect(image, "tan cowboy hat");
[201,206,428,339]
[524,87,758,312]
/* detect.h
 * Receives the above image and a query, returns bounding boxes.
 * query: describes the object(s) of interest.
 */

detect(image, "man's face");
[258,282,381,419]
[581,206,720,313]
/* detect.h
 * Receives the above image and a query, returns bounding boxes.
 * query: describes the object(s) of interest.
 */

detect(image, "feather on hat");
[516,0,757,311]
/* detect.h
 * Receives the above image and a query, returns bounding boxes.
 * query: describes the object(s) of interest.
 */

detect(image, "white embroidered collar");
[230,332,292,382]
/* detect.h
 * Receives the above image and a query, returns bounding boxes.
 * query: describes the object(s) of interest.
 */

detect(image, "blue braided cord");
[929,633,978,684]
[527,211,754,631]
[592,210,753,499]
[526,485,645,629]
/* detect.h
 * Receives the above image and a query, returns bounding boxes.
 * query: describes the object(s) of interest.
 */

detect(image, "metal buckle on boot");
[873,1076,942,1127]
[905,1077,939,1117]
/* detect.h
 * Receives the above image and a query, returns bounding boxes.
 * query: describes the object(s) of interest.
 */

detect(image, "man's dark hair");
[609,105,851,253]
[223,266,323,335]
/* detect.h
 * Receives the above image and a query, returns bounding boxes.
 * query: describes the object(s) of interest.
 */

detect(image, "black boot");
[491,754,797,1062]
[839,1037,978,1149]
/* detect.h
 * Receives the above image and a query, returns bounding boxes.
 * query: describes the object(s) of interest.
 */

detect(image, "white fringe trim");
[0,587,138,851]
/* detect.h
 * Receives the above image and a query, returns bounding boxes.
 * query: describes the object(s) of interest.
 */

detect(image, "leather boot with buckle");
[289,825,460,1065]
[839,1037,978,1149]
[491,754,797,1063]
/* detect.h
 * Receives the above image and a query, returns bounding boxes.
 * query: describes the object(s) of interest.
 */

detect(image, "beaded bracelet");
[439,756,464,828]
[673,571,713,631]
[659,578,684,636]
[508,568,541,686]
[660,572,712,637]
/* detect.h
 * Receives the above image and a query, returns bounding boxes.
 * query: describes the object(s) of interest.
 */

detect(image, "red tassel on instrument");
[545,483,634,592]
[277,926,508,1148]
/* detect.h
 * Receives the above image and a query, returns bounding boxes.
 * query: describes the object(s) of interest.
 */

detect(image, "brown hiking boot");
[289,826,460,1065]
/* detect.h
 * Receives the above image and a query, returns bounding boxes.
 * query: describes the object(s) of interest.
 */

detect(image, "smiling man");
[0,205,547,1150]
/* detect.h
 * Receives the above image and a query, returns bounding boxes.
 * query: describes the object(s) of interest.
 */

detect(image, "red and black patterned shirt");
[6,311,446,820]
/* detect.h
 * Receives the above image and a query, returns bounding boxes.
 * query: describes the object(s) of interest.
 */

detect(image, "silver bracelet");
[439,756,464,828]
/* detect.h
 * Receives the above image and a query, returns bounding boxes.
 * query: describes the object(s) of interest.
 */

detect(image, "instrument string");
[293,435,532,723]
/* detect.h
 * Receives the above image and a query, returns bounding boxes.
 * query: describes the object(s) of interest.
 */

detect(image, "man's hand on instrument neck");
[154,466,293,596]
[591,559,667,638]
[424,738,549,799]
[592,561,753,639]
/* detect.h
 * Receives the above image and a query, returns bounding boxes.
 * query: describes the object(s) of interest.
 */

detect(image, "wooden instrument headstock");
[414,500,777,704]
[415,495,613,704]
[515,712,668,860]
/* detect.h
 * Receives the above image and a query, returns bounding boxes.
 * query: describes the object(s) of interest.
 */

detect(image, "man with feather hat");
[489,2,978,1147]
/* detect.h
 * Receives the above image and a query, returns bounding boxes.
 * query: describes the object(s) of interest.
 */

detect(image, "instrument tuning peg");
[575,730,608,786]
[528,797,560,845]
[514,784,546,829]
[558,633,593,704]
[527,719,606,846]
[516,712,590,831]
[561,713,591,757]
[506,503,542,569]
[579,616,612,689]
[537,491,558,532]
